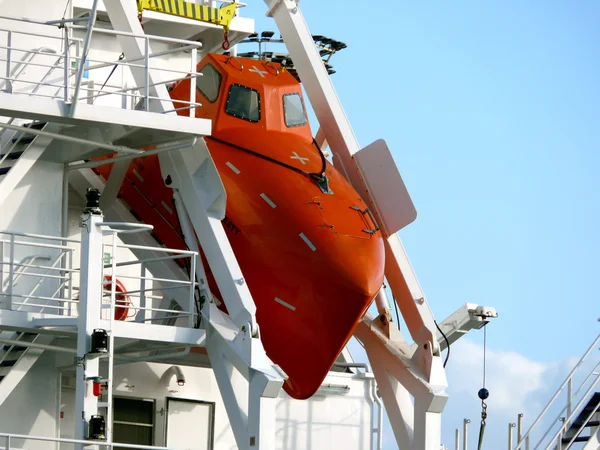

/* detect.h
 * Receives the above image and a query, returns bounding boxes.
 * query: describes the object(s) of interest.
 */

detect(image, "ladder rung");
[563,436,590,444]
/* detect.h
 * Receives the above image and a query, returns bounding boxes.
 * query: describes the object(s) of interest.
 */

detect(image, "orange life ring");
[103,275,130,321]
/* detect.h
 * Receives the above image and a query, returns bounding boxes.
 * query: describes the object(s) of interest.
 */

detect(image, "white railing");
[0,15,204,116]
[514,332,600,450]
[0,227,198,327]
[1,255,50,289]
[0,231,77,315]
[0,431,182,450]
[99,223,198,327]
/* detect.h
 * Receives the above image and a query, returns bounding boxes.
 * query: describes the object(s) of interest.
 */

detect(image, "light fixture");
[88,415,106,440]
[90,329,108,354]
[161,365,186,388]
[315,383,350,396]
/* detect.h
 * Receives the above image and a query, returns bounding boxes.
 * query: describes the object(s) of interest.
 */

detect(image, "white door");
[166,399,214,450]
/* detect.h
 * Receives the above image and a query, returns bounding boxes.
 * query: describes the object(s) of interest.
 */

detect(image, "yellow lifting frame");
[136,0,238,47]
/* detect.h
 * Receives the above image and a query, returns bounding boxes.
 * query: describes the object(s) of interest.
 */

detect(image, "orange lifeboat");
[94,54,385,399]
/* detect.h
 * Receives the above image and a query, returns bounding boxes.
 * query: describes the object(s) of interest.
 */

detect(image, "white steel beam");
[0,334,55,407]
[204,303,284,450]
[167,141,258,330]
[101,0,175,114]
[0,94,211,136]
[0,310,70,330]
[0,123,61,210]
[355,313,448,450]
[314,126,328,152]
[99,160,131,210]
[98,319,205,345]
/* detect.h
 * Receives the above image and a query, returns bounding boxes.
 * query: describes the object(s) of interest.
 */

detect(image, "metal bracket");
[355,313,448,450]
[203,302,285,450]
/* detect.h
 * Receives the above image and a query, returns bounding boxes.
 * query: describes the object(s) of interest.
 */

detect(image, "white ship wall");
[58,361,374,450]
[0,161,64,308]
[0,352,59,450]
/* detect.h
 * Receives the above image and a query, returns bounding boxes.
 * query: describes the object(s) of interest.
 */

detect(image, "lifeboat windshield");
[225,84,261,122]
[196,63,222,103]
[283,93,307,128]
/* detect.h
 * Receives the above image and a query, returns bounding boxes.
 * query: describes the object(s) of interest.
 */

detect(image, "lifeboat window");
[196,64,222,103]
[283,93,307,127]
[225,84,261,122]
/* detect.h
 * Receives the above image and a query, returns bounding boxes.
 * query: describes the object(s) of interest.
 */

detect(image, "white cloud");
[446,339,564,415]
[441,339,584,450]
[345,336,581,450]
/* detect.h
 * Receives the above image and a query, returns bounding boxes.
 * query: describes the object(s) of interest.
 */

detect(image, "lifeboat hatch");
[308,196,379,239]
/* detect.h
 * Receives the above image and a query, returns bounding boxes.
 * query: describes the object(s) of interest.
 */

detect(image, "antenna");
[230,31,347,82]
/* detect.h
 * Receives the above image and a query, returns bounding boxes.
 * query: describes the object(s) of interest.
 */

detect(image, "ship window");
[225,84,261,122]
[196,64,222,103]
[283,93,307,127]
[113,397,155,450]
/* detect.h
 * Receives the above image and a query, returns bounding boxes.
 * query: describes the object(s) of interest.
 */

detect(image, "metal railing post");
[189,254,196,328]
[7,234,14,310]
[68,248,74,316]
[517,413,523,444]
[0,241,4,297]
[567,378,573,422]
[508,423,515,450]
[144,37,150,111]
[70,0,99,116]
[5,434,10,450]
[455,429,460,450]
[63,29,70,102]
[463,419,470,450]
[121,65,127,109]
[87,80,95,105]
[5,31,12,93]
[558,417,566,450]
[189,47,197,116]
[138,262,146,323]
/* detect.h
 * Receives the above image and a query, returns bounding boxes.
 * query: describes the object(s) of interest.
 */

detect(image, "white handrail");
[1,255,50,289]
[0,231,76,314]
[545,376,600,450]
[97,222,154,235]
[515,332,600,450]
[0,16,207,114]
[1,228,198,323]
[0,45,58,92]
[0,431,183,450]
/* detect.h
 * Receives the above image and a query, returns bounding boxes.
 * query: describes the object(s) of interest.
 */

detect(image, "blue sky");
[239,1,599,448]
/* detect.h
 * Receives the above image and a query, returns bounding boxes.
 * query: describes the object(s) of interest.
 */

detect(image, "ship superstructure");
[0,2,591,450]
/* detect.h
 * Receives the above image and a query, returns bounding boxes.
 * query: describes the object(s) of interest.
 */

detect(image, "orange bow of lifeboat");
[95,54,385,399]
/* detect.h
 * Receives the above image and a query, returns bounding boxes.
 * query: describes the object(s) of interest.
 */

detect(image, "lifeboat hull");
[204,135,385,398]
[93,53,386,399]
